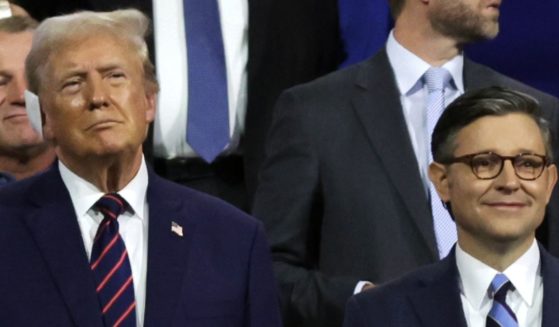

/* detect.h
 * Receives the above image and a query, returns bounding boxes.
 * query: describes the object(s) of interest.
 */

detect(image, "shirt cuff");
[354,280,373,294]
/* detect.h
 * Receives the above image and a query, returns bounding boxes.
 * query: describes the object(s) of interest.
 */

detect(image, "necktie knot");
[94,193,128,220]
[424,67,452,93]
[489,273,514,301]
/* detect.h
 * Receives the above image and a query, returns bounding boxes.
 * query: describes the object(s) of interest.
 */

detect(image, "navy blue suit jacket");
[343,246,559,327]
[0,165,282,326]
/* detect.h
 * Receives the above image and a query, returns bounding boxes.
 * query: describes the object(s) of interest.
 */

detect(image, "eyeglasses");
[439,152,550,180]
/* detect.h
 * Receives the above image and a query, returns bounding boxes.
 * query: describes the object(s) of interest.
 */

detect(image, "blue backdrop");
[338,0,559,98]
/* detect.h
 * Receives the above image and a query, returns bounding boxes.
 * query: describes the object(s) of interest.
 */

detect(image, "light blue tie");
[486,274,518,327]
[184,0,230,163]
[424,67,457,258]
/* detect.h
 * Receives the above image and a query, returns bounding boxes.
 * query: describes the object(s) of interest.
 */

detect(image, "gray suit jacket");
[252,49,559,327]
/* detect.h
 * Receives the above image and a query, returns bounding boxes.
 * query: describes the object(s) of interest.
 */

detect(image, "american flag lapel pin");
[171,221,184,237]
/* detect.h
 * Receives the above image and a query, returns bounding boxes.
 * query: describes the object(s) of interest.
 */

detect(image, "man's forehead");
[0,31,31,69]
[0,30,32,52]
[458,113,540,136]
[51,54,132,71]
[55,33,130,54]
[46,34,141,73]
[0,30,32,40]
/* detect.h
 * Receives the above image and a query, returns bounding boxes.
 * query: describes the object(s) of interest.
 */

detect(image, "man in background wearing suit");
[13,0,343,210]
[252,0,559,325]
[344,87,559,327]
[0,10,281,326]
[0,16,55,185]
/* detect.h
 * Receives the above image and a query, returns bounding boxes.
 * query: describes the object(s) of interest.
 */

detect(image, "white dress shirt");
[456,241,543,327]
[152,0,248,159]
[385,31,464,192]
[59,159,149,326]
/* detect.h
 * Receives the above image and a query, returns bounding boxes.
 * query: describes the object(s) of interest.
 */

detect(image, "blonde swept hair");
[25,8,159,95]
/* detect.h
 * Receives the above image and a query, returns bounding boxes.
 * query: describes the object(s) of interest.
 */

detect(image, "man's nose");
[6,75,26,105]
[87,75,109,110]
[494,159,521,192]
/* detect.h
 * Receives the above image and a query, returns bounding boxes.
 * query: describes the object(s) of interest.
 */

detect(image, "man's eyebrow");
[55,60,127,78]
[98,63,126,73]
[516,148,546,154]
[0,70,12,77]
[56,65,87,80]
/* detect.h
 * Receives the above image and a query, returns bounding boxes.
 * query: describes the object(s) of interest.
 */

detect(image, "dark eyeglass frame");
[438,152,551,181]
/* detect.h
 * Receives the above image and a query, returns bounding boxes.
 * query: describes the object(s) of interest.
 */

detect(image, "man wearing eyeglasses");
[343,86,559,327]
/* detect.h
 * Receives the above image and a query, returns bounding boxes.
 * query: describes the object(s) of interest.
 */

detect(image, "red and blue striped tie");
[91,193,137,327]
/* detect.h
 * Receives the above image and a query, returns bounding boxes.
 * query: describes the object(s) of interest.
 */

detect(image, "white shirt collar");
[385,30,465,96]
[58,158,149,220]
[456,240,541,309]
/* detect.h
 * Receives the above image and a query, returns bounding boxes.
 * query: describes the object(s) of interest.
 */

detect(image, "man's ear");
[144,91,156,123]
[545,164,558,204]
[428,162,450,202]
[40,100,55,143]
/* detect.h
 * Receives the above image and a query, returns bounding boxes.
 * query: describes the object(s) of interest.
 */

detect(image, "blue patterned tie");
[486,274,518,327]
[90,194,136,327]
[184,0,230,163]
[424,67,457,258]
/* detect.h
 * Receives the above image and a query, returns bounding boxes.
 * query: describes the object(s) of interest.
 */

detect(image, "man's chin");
[1,133,44,149]
[457,27,499,43]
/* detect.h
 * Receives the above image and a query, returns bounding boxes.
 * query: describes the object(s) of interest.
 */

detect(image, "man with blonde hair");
[0,9,282,327]
[15,0,344,211]
[0,15,54,185]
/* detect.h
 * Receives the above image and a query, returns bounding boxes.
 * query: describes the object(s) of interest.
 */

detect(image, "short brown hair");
[432,86,553,163]
[388,0,406,19]
[0,15,38,33]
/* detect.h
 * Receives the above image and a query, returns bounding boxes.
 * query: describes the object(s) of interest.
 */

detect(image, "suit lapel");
[23,167,103,327]
[541,247,559,327]
[407,252,468,327]
[463,58,503,90]
[143,171,199,325]
[351,50,438,258]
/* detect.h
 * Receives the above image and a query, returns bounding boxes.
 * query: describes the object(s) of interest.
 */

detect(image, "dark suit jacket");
[16,0,344,202]
[252,49,559,327]
[343,246,559,327]
[0,165,282,326]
